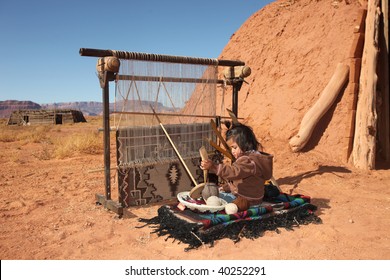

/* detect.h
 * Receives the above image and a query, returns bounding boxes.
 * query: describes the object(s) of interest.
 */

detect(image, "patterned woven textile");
[139,193,322,251]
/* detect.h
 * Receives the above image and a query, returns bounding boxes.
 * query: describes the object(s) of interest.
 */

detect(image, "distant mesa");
[0,100,41,118]
[0,100,89,125]
[0,100,103,119]
[40,101,105,116]
[0,100,169,121]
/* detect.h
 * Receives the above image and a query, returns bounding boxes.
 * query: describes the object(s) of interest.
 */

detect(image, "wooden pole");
[345,8,367,162]
[102,72,111,200]
[226,108,240,125]
[289,63,350,152]
[378,0,389,161]
[94,71,123,216]
[79,48,245,67]
[199,146,209,183]
[206,137,234,161]
[210,119,234,159]
[352,0,381,169]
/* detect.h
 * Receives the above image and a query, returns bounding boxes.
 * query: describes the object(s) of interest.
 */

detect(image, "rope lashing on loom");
[79,48,245,66]
[112,50,219,66]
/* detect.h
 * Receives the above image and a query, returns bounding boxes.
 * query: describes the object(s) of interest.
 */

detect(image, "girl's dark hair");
[225,123,262,152]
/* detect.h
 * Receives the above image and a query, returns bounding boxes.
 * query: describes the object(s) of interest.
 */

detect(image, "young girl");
[200,123,273,211]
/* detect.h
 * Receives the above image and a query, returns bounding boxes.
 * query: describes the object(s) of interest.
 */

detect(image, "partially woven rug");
[139,192,322,251]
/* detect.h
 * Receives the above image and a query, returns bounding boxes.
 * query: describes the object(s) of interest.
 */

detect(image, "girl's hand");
[200,159,214,171]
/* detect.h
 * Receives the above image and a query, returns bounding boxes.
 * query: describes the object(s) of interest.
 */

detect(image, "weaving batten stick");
[150,105,197,186]
[206,137,234,161]
[210,119,234,160]
[199,146,209,183]
[88,166,118,173]
[226,108,240,125]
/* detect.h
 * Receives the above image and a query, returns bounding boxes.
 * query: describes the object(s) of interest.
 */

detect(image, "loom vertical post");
[102,72,111,200]
[232,79,243,118]
[95,71,123,217]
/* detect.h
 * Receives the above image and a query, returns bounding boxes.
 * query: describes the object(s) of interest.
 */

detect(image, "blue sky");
[0,0,272,104]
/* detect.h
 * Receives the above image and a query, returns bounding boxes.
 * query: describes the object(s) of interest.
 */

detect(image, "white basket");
[177,191,227,213]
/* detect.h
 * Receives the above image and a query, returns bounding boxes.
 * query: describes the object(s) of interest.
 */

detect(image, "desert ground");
[1,0,389,262]
[0,116,389,260]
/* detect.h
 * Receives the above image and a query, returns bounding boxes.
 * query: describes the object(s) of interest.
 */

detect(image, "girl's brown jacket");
[215,151,273,204]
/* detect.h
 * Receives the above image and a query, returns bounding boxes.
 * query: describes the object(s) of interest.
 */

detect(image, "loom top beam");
[79,48,245,67]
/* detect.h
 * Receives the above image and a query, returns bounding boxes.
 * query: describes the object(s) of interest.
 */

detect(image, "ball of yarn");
[225,203,238,214]
[232,196,250,212]
[206,195,221,206]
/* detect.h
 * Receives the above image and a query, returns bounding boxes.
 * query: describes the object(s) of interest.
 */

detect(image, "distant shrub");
[0,120,103,160]
[0,125,51,143]
[85,116,102,125]
[54,131,102,159]
[22,126,52,143]
[0,131,17,142]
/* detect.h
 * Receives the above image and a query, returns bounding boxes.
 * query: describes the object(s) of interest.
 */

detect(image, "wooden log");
[289,63,349,152]
[351,0,381,170]
[345,9,365,159]
[377,0,389,161]
[199,146,209,183]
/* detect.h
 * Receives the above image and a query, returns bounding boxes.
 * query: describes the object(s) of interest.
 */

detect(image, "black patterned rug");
[138,191,322,251]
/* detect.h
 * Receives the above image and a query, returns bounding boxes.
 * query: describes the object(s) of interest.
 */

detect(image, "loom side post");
[95,71,124,217]
[103,72,111,200]
[232,79,243,118]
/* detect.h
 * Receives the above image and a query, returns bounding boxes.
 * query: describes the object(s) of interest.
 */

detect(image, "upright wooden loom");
[80,48,250,216]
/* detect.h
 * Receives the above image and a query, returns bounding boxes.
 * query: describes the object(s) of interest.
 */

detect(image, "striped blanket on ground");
[139,193,322,251]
